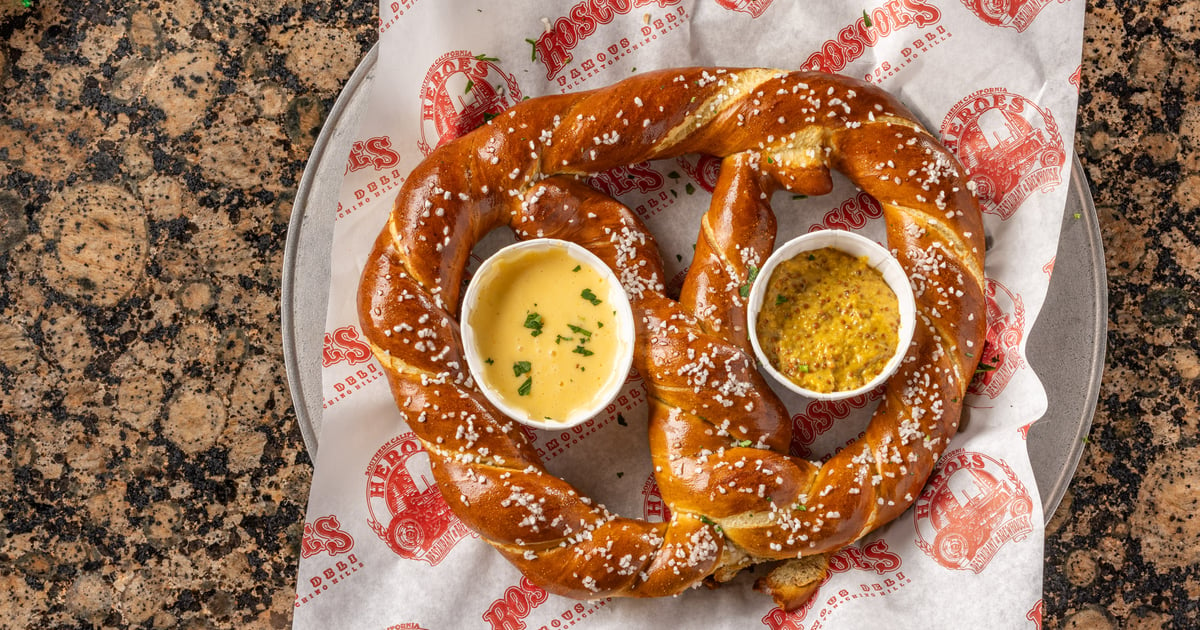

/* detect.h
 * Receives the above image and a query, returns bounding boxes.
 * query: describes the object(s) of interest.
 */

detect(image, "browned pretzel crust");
[358,68,986,606]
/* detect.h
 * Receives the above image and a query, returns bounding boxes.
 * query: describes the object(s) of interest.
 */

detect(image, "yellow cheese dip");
[467,245,623,422]
[754,247,900,393]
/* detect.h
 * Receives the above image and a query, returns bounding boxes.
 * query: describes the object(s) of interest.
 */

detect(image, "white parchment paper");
[295,1,1084,628]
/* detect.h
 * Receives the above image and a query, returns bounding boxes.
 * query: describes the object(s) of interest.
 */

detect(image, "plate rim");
[281,44,380,458]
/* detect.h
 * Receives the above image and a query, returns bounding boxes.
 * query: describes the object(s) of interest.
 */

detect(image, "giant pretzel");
[359,68,986,608]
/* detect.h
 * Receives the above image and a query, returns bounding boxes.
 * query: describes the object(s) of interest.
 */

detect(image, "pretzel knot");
[359,68,986,607]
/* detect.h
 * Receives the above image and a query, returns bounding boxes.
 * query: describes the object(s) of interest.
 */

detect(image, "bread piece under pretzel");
[358,67,986,608]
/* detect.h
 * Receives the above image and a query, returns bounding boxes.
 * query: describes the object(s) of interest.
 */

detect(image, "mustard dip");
[468,246,623,422]
[754,247,900,393]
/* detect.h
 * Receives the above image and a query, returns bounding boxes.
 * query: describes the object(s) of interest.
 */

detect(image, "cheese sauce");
[754,247,900,393]
[468,246,623,422]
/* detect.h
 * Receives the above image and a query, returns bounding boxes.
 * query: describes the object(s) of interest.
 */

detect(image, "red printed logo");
[941,88,1066,219]
[789,389,883,459]
[801,0,942,74]
[807,190,883,232]
[380,1,420,34]
[675,154,721,193]
[323,325,373,367]
[1027,599,1044,629]
[967,279,1026,399]
[914,450,1034,573]
[345,136,401,174]
[482,576,549,630]
[301,515,356,558]
[958,0,1053,32]
[534,0,684,80]
[761,540,907,629]
[715,0,774,18]
[366,433,471,566]
[418,51,523,156]
[641,474,672,523]
[294,552,365,608]
[586,161,666,198]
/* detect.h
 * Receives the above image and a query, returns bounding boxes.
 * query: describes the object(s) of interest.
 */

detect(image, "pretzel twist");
[359,68,986,604]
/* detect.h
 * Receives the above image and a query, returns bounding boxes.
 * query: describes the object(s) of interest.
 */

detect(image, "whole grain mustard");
[755,247,900,393]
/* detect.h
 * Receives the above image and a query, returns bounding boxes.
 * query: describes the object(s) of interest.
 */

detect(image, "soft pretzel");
[358,68,986,607]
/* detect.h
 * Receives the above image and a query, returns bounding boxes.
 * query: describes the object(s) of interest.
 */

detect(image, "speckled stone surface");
[0,1,1195,628]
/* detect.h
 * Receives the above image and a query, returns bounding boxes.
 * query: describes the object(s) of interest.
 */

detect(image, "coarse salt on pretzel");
[358,67,986,609]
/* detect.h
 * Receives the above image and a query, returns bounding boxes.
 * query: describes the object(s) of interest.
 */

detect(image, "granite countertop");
[0,1,1194,628]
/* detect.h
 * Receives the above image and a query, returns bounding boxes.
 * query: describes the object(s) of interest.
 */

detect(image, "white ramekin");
[460,239,636,430]
[746,230,916,401]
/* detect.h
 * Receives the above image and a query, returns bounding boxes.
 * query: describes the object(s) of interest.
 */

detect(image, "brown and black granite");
[0,0,1196,628]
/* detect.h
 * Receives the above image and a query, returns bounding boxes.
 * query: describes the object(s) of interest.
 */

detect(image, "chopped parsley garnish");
[524,312,544,336]
[465,79,474,94]
[766,156,774,164]
[798,364,810,373]
[736,439,752,447]
[792,194,808,200]
[863,10,872,27]
[512,361,532,377]
[555,334,572,344]
[568,324,592,337]
[617,413,627,426]
[685,183,696,195]
[581,288,602,305]
[793,503,808,511]
[616,472,624,478]
[738,264,759,298]
[775,294,788,306]
[676,254,683,262]
[483,112,498,123]
[517,377,532,396]
[474,53,500,61]
[572,264,582,272]
[573,346,594,357]
[525,38,537,61]
[485,357,494,365]
[668,171,681,179]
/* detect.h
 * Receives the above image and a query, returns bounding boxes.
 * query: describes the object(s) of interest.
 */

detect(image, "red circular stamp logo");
[968,278,1026,399]
[641,474,672,523]
[940,88,1066,219]
[675,154,722,193]
[418,50,523,156]
[715,0,774,18]
[1027,598,1044,630]
[958,0,1053,32]
[366,432,471,566]
[914,450,1034,573]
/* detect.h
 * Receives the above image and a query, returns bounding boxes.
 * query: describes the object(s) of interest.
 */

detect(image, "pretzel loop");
[359,68,986,604]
